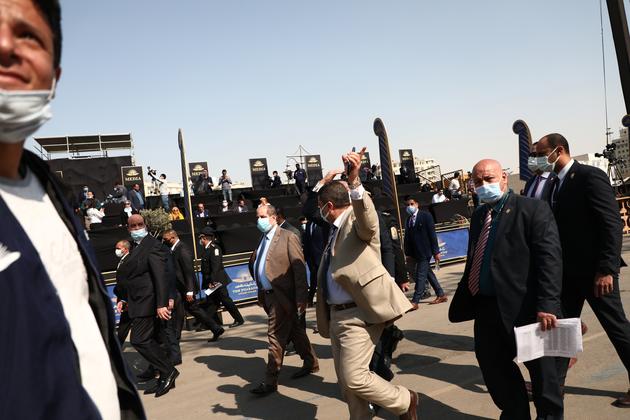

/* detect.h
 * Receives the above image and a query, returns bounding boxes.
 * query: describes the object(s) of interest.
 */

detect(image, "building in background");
[611,127,630,179]
[392,156,441,183]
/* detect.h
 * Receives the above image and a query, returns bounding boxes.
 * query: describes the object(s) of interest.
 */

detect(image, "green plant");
[139,208,172,237]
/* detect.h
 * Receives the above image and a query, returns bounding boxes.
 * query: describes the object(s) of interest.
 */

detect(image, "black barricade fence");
[46,156,133,204]
[121,165,144,191]
[399,149,416,182]
[241,187,289,200]
[188,161,208,179]
[304,155,323,187]
[429,200,471,223]
[249,158,269,190]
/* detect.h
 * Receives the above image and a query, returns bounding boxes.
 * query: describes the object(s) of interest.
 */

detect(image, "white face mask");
[115,249,125,258]
[0,80,55,144]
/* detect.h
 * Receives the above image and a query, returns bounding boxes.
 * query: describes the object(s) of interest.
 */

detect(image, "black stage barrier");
[89,226,131,272]
[47,156,132,204]
[260,195,300,209]
[429,200,471,223]
[241,187,291,200]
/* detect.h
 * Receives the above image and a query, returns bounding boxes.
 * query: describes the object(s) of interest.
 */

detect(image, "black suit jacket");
[303,221,325,271]
[200,242,231,287]
[116,235,170,318]
[550,161,623,280]
[171,241,197,296]
[404,210,439,260]
[128,189,145,212]
[449,193,563,332]
[522,172,557,201]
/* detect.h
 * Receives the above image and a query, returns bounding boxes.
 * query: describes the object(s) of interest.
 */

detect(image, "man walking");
[537,133,630,407]
[404,196,447,309]
[449,159,563,419]
[117,215,179,397]
[199,227,245,329]
[248,204,319,396]
[315,147,417,420]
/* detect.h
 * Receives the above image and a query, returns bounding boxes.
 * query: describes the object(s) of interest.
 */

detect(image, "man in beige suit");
[248,204,319,396]
[315,147,417,420]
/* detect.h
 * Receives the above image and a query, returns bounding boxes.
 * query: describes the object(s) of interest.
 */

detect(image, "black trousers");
[307,263,319,304]
[160,295,182,365]
[211,286,244,323]
[188,297,223,333]
[130,316,174,376]
[474,298,563,420]
[557,275,630,383]
[117,311,132,346]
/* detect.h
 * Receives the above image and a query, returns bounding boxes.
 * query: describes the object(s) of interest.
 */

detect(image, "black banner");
[304,155,323,186]
[249,158,269,190]
[121,165,144,190]
[188,161,208,179]
[399,149,416,181]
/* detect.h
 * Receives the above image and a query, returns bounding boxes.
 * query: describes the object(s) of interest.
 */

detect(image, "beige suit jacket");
[249,227,309,313]
[316,191,413,338]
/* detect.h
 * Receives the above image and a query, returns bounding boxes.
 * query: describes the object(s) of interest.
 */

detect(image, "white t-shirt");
[432,193,447,203]
[449,179,460,191]
[0,169,120,420]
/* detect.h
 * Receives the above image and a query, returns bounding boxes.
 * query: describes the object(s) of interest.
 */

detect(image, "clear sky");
[29,0,628,184]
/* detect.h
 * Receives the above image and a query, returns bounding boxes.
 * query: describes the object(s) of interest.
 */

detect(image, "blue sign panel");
[106,284,121,325]
[224,264,259,302]
[431,227,469,263]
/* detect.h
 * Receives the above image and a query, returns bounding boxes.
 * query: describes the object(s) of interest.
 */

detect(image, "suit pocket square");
[0,244,21,273]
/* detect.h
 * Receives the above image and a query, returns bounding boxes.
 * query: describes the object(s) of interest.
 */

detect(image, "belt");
[262,289,274,294]
[330,302,357,311]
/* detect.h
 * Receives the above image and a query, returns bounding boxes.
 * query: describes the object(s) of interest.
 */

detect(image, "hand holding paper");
[514,318,583,363]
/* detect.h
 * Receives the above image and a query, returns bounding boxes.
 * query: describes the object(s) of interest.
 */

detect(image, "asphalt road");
[127,240,630,420]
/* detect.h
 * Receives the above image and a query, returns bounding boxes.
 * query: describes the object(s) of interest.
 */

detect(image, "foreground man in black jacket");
[0,1,144,417]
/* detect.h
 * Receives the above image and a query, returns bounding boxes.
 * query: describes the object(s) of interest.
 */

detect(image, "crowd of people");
[3,2,630,419]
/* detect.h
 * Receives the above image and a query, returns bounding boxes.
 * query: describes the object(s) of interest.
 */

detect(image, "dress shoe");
[285,342,297,356]
[399,390,418,420]
[428,296,448,305]
[228,320,244,328]
[208,327,225,342]
[143,380,160,395]
[291,364,319,379]
[613,389,630,408]
[136,367,159,383]
[420,291,432,300]
[249,382,277,396]
[155,368,179,398]
[407,302,419,312]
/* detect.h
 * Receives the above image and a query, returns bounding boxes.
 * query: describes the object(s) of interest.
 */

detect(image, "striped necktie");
[529,175,541,198]
[468,209,493,296]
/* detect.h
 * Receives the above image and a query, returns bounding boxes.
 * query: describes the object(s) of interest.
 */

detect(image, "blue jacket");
[403,209,439,260]
[0,151,144,419]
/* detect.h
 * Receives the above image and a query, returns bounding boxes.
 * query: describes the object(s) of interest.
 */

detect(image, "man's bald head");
[127,214,145,232]
[471,159,508,196]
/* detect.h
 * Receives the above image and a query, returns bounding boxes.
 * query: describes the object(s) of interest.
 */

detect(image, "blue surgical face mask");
[536,147,559,173]
[527,156,538,172]
[406,205,416,216]
[475,182,504,204]
[257,217,272,233]
[130,227,148,242]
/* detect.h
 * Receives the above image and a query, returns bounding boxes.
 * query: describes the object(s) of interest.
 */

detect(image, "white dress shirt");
[556,159,575,190]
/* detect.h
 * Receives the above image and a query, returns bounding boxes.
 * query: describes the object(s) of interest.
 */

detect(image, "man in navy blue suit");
[403,196,447,310]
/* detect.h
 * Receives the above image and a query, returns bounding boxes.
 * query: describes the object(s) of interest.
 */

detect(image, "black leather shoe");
[291,365,319,379]
[208,327,225,342]
[155,368,179,398]
[136,367,159,383]
[249,382,277,396]
[229,320,244,328]
[143,380,160,395]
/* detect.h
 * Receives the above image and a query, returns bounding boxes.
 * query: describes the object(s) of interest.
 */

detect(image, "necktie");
[468,208,493,296]
[551,177,560,209]
[529,175,541,198]
[254,236,268,285]
[320,225,338,299]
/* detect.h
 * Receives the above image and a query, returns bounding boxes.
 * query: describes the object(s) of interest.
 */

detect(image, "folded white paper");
[514,318,583,363]
[204,283,223,296]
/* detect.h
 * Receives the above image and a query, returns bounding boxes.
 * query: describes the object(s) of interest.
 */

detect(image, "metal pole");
[178,129,198,259]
